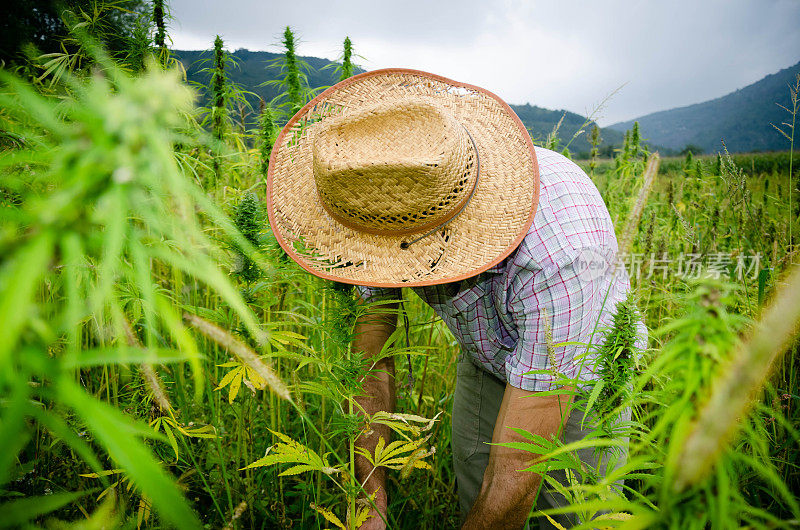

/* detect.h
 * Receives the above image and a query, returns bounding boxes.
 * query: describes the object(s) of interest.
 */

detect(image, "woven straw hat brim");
[266,68,540,287]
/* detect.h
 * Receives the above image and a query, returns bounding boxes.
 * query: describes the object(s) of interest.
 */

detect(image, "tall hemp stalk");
[340,36,355,82]
[282,26,303,115]
[594,295,640,425]
[631,121,641,157]
[233,192,263,287]
[210,35,227,187]
[152,0,168,66]
[589,125,601,176]
[263,27,312,126]
[259,98,276,178]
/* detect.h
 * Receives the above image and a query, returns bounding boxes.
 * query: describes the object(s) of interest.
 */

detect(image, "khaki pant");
[451,356,627,529]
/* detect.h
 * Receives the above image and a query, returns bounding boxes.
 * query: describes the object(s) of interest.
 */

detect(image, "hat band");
[318,125,481,238]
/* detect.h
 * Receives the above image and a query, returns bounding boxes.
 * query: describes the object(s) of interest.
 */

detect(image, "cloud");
[168,0,800,125]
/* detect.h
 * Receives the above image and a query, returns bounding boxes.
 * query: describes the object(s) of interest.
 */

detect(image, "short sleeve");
[504,247,620,391]
[355,285,402,304]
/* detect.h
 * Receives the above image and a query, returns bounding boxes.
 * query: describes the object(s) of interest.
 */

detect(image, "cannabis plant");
[594,295,641,423]
[340,36,355,81]
[0,53,272,527]
[233,192,263,285]
[242,287,438,529]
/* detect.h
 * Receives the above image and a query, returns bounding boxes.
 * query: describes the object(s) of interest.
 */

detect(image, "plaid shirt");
[357,147,643,391]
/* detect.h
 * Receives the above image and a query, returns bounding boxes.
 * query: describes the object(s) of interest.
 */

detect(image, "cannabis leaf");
[241,429,340,476]
[150,414,216,461]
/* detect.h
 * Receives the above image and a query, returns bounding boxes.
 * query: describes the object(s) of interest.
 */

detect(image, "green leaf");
[154,293,204,399]
[79,469,124,478]
[490,441,547,455]
[90,186,126,321]
[129,228,158,353]
[228,371,243,404]
[241,430,338,475]
[162,423,180,462]
[0,232,54,370]
[0,490,94,528]
[353,504,373,529]
[215,366,243,391]
[0,379,32,487]
[174,423,217,439]
[278,464,316,476]
[268,330,307,347]
[0,71,68,134]
[61,232,85,364]
[150,246,263,340]
[31,408,109,487]
[584,380,605,420]
[59,378,201,529]
[310,503,346,530]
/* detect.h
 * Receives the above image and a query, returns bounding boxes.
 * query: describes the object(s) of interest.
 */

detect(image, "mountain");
[174,48,625,156]
[174,48,359,111]
[508,103,624,156]
[608,60,800,154]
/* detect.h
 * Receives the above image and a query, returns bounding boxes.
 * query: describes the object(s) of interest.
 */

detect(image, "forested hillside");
[609,60,800,153]
[174,48,625,156]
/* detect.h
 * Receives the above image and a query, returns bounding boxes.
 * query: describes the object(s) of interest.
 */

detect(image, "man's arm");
[351,302,398,529]
[462,384,574,530]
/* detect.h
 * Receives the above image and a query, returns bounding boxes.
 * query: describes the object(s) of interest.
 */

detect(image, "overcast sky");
[168,0,800,126]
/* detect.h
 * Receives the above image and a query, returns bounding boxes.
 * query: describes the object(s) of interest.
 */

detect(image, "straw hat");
[266,68,540,287]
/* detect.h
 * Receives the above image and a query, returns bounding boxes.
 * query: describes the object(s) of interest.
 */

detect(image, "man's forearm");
[462,456,544,529]
[462,385,573,529]
[351,307,398,510]
[354,356,396,498]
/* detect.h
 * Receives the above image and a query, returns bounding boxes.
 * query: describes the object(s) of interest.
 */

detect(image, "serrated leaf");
[278,464,316,476]
[163,423,179,462]
[310,504,346,530]
[245,366,267,389]
[353,505,373,528]
[60,379,200,528]
[137,496,152,529]
[268,330,306,348]
[584,380,605,419]
[96,480,121,500]
[540,512,568,530]
[215,366,242,391]
[241,430,339,475]
[176,424,217,438]
[492,441,548,454]
[400,446,435,479]
[228,372,243,404]
[368,411,440,439]
[374,439,421,466]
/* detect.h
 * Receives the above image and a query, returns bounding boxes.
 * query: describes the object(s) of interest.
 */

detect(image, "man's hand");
[352,302,398,530]
[461,384,574,530]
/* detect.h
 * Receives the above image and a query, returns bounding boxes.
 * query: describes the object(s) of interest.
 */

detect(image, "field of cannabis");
[1,2,799,529]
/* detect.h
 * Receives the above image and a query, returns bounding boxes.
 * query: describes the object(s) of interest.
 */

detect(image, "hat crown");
[312,99,477,235]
